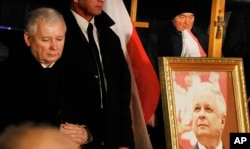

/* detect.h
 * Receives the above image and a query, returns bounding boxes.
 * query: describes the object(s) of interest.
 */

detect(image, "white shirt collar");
[41,62,55,68]
[197,140,223,149]
[70,9,95,34]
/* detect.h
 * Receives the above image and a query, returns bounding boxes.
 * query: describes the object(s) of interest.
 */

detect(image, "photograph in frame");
[158,57,250,149]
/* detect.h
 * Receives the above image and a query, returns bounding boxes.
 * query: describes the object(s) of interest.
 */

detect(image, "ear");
[24,32,31,47]
[221,114,226,130]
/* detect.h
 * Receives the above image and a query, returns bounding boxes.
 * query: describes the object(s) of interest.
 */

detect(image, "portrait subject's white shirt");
[197,140,223,149]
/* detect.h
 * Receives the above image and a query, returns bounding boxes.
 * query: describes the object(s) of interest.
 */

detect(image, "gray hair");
[24,7,66,35]
[193,82,227,116]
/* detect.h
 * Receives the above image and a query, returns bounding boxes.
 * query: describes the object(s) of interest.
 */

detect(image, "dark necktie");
[87,23,107,108]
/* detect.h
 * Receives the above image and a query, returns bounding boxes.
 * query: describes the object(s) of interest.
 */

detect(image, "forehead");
[193,89,217,103]
[33,20,66,35]
[175,12,194,19]
[177,12,195,17]
[35,19,64,29]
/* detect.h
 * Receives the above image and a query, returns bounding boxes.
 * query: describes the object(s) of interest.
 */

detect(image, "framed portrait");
[158,57,250,149]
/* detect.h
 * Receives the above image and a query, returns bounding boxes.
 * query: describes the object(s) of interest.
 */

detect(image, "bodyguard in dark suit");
[60,0,134,149]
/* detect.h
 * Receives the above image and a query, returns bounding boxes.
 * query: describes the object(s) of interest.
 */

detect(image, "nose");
[50,40,58,50]
[184,18,189,25]
[198,109,206,118]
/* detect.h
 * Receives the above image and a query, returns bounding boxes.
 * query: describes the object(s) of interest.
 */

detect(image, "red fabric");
[103,1,159,148]
[127,27,160,122]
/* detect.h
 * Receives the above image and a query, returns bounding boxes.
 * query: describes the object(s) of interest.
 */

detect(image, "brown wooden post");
[130,0,149,28]
[208,0,226,57]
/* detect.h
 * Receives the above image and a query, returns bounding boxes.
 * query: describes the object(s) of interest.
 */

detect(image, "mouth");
[96,6,103,10]
[48,53,58,56]
[197,124,208,128]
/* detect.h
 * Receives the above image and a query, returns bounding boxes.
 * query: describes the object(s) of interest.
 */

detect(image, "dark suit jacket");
[60,9,134,149]
[192,142,226,149]
[0,47,80,128]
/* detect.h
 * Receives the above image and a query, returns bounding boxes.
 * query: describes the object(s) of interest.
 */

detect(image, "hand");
[119,147,129,149]
[60,122,89,146]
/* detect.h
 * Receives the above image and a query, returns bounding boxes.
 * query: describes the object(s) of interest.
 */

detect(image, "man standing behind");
[60,0,134,149]
[191,82,226,149]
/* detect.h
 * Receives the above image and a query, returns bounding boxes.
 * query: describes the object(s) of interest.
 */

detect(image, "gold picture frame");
[158,57,250,149]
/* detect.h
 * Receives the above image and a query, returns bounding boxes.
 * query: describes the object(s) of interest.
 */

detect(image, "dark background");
[0,0,250,148]
[0,0,250,57]
[0,0,248,29]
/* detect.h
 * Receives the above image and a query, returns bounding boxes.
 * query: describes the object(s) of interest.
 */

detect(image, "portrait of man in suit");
[191,82,227,149]
[169,71,228,149]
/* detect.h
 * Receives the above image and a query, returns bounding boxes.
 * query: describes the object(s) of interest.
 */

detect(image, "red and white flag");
[103,1,160,149]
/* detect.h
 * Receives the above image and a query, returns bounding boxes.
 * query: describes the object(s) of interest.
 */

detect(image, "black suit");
[61,9,135,149]
[0,47,79,129]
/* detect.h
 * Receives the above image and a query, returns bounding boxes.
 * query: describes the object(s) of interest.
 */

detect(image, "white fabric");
[104,1,153,149]
[181,29,201,57]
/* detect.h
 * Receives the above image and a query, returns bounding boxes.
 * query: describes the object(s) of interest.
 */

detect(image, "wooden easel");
[130,0,149,28]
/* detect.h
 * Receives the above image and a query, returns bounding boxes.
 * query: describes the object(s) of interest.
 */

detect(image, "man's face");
[74,0,104,21]
[172,12,195,31]
[24,20,66,67]
[192,89,226,140]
